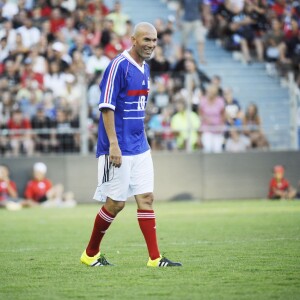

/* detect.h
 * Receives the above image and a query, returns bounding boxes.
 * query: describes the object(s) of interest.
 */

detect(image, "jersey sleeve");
[99,57,124,111]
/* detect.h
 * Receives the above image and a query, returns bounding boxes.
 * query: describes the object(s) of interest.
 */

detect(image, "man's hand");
[109,141,122,168]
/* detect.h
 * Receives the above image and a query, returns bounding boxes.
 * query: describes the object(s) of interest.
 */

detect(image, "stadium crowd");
[4,0,298,156]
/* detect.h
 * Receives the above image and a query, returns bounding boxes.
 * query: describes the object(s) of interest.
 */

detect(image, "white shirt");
[86,55,111,75]
[17,26,41,48]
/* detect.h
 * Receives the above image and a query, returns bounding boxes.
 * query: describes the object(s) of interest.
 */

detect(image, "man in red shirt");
[268,165,296,199]
[7,109,34,156]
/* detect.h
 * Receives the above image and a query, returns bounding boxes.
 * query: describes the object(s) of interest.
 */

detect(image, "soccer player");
[80,22,182,267]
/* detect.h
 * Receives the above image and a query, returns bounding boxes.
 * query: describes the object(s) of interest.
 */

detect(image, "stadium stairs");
[122,0,291,150]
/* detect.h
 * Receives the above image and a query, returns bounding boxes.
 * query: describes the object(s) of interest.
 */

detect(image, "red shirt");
[7,118,31,137]
[50,19,66,34]
[24,179,52,202]
[268,177,290,198]
[0,180,17,201]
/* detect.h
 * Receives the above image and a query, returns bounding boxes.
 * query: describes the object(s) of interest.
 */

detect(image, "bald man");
[80,22,182,267]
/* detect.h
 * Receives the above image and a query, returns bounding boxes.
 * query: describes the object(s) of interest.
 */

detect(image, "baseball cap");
[273,165,284,173]
[33,162,47,174]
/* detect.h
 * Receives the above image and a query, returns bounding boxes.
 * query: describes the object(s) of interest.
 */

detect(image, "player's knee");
[105,198,125,216]
[137,192,154,209]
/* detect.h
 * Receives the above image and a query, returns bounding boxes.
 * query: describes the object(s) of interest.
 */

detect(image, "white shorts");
[93,150,154,202]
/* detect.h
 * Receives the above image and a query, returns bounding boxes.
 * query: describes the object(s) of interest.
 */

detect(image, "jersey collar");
[122,50,145,73]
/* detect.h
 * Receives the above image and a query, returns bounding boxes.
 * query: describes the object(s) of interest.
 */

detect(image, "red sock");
[137,209,160,260]
[86,206,115,257]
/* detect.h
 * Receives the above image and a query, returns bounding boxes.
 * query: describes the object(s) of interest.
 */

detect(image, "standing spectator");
[268,165,297,200]
[199,84,225,153]
[7,108,34,156]
[243,102,269,149]
[171,99,200,150]
[177,0,208,64]
[106,1,130,37]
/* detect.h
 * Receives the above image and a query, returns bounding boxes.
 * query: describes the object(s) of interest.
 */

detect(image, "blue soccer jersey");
[96,50,151,157]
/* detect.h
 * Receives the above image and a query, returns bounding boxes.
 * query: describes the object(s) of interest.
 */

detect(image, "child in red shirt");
[268,165,296,200]
[0,165,21,210]
[23,162,76,207]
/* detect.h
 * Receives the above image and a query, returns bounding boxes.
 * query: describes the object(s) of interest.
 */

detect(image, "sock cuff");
[98,206,115,223]
[137,209,155,219]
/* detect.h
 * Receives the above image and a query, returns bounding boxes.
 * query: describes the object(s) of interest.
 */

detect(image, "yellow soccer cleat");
[80,250,113,267]
[147,255,182,267]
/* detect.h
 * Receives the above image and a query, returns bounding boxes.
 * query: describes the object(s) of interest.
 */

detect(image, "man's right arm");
[102,108,122,168]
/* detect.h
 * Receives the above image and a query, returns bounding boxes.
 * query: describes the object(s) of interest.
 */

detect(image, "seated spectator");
[148,106,176,151]
[85,45,110,80]
[243,103,269,149]
[53,109,77,153]
[268,165,297,200]
[262,18,284,75]
[0,164,21,210]
[225,127,251,152]
[223,87,243,140]
[171,99,200,150]
[22,162,76,207]
[7,108,34,156]
[106,0,130,37]
[31,106,56,153]
[199,84,225,153]
[149,45,171,75]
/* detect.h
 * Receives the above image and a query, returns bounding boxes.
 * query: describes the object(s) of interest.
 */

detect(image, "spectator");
[149,44,171,75]
[171,99,200,150]
[268,165,297,200]
[262,18,285,75]
[223,87,243,136]
[31,106,56,154]
[44,61,67,98]
[7,108,34,156]
[148,106,176,151]
[59,16,78,47]
[0,164,21,210]
[199,84,225,153]
[23,162,76,207]
[243,103,269,149]
[20,57,44,90]
[53,109,76,153]
[160,28,180,68]
[85,45,110,79]
[177,0,208,64]
[106,0,130,37]
[16,15,41,48]
[225,127,251,152]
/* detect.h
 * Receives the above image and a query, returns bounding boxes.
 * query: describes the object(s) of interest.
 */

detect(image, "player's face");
[133,30,157,60]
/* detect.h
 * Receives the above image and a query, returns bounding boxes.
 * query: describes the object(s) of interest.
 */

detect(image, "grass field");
[1,200,300,300]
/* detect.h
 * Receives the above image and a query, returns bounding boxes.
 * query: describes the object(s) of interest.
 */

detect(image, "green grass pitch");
[1,200,300,300]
